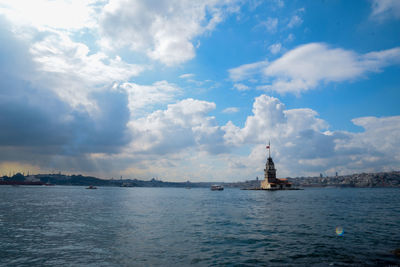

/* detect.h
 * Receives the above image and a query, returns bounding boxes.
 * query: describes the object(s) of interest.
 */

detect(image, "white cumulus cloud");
[29,31,144,110]
[0,0,97,30]
[119,81,182,116]
[100,0,242,65]
[222,94,400,177]
[129,98,228,155]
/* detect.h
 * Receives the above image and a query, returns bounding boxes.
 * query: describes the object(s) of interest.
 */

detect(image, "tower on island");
[260,141,292,190]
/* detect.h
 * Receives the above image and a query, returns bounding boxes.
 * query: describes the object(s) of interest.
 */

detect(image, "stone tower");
[264,156,277,183]
[260,141,292,190]
[264,141,277,183]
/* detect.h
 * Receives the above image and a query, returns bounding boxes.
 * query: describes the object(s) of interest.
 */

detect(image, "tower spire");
[266,140,271,158]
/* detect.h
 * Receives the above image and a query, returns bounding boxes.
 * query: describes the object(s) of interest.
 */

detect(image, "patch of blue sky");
[197,0,400,132]
[70,28,99,56]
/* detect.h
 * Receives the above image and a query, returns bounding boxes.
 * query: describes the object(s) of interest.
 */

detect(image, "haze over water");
[1,186,399,266]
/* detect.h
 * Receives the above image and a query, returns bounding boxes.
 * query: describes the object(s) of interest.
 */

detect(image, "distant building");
[260,142,292,189]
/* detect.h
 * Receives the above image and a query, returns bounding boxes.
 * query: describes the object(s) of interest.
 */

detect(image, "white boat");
[211,185,224,191]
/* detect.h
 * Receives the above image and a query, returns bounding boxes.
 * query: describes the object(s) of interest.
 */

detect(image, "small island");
[260,147,293,190]
[244,142,300,190]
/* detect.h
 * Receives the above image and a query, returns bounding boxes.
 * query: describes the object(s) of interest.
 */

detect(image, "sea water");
[0,186,399,266]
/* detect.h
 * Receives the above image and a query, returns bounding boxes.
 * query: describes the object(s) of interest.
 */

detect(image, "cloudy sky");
[0,0,399,181]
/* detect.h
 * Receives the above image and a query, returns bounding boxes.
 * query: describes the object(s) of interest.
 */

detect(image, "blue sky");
[0,0,399,181]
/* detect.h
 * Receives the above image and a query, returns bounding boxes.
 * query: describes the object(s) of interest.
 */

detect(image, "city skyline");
[0,0,399,181]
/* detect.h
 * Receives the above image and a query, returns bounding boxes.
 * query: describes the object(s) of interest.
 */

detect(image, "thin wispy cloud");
[287,15,302,28]
[258,17,278,33]
[370,0,400,20]
[222,107,239,114]
[269,43,282,54]
[179,73,195,79]
[229,60,269,82]
[233,83,250,91]
[230,43,400,94]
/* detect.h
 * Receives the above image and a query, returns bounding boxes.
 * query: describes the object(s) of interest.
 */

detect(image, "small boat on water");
[211,185,224,191]
[86,185,97,189]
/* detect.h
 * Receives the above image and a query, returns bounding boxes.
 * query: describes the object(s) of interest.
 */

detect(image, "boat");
[211,185,224,191]
[86,185,97,189]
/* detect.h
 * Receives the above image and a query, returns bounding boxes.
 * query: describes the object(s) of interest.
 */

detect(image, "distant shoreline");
[1,171,399,188]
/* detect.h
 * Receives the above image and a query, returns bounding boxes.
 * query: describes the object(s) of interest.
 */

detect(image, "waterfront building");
[260,142,292,189]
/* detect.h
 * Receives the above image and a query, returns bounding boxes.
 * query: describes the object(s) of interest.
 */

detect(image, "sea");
[0,186,399,266]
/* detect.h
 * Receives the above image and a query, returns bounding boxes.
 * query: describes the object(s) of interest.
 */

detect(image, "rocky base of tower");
[241,187,302,190]
[260,178,292,189]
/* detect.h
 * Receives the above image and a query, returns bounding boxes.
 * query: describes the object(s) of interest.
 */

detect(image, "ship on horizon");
[211,185,224,191]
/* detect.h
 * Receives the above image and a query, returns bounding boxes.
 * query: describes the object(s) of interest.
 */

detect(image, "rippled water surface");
[0,186,399,266]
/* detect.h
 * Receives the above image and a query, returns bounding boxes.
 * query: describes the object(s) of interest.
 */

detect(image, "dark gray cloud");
[0,81,131,155]
[0,18,132,166]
